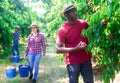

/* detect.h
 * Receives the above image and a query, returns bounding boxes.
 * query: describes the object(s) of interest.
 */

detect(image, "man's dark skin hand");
[56,41,87,54]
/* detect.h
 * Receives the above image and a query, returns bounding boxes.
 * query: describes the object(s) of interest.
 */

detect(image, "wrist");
[25,53,28,56]
[75,46,80,50]
[43,53,46,56]
[75,46,83,51]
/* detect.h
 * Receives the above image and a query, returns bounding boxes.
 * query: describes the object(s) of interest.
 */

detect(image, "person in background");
[56,3,94,83]
[12,26,20,56]
[24,23,46,83]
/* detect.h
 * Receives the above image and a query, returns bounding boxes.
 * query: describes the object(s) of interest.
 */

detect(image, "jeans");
[28,52,42,80]
[12,40,19,56]
[67,60,94,83]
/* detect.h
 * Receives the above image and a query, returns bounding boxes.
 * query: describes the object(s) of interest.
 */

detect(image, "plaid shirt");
[26,33,46,55]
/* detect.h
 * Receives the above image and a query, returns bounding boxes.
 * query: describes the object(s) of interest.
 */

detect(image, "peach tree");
[82,0,120,83]
[40,0,120,83]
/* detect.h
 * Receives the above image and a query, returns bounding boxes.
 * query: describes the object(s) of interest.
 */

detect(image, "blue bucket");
[18,65,29,77]
[5,67,16,78]
[11,55,20,63]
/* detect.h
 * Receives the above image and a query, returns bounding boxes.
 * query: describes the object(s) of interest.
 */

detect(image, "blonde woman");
[24,24,46,83]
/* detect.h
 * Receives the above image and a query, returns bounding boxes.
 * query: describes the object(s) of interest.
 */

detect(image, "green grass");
[0,38,69,83]
[0,38,102,83]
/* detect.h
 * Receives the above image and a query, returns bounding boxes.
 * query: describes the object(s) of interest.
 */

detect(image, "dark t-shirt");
[57,19,92,64]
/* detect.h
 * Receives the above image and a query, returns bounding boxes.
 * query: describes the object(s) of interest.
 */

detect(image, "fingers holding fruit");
[77,41,87,50]
[77,41,83,46]
[81,42,87,48]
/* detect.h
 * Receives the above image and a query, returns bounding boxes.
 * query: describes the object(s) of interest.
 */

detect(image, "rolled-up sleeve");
[56,28,66,44]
